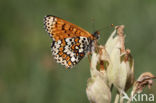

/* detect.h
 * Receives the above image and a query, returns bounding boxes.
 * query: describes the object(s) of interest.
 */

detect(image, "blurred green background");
[0,0,156,103]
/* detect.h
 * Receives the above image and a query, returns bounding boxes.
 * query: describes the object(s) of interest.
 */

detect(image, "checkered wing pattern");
[51,37,92,68]
[44,15,94,68]
[44,15,93,41]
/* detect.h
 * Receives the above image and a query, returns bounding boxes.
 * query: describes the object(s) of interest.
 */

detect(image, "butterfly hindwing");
[51,37,92,68]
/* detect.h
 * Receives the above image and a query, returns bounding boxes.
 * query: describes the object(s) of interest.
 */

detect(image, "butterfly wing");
[51,37,92,68]
[44,15,94,68]
[44,15,93,41]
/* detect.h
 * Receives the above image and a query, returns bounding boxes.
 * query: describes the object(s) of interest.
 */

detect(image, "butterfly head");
[92,31,100,40]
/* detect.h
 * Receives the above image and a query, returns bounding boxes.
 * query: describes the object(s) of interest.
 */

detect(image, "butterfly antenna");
[97,24,115,32]
[90,17,96,32]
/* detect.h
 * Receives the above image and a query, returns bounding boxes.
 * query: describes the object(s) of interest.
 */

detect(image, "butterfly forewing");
[44,15,93,41]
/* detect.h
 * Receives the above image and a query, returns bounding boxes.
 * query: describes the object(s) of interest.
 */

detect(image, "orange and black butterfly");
[44,15,100,68]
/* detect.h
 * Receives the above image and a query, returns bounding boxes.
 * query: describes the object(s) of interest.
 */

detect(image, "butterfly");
[44,15,100,68]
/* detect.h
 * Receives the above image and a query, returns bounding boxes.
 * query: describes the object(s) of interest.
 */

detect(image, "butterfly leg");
[87,52,92,67]
[94,40,99,53]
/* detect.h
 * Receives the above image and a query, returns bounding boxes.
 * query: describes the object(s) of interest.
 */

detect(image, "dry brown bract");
[132,72,156,96]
